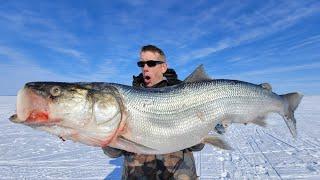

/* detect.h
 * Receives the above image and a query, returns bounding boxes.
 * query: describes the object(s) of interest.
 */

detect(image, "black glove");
[102,146,124,158]
[187,143,205,152]
[214,123,225,134]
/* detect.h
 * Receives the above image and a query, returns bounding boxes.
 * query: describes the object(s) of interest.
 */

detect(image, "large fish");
[10,66,303,154]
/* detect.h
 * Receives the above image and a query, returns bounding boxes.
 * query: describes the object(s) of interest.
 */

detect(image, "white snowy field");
[0,96,319,180]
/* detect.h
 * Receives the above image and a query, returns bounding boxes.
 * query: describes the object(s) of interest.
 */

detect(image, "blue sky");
[0,0,319,95]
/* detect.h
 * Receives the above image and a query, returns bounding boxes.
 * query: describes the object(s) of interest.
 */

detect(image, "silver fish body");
[10,79,302,154]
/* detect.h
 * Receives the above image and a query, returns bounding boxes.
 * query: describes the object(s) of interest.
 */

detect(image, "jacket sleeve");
[102,146,124,158]
[187,143,205,152]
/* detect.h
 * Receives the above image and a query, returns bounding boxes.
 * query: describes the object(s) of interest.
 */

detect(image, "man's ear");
[161,63,168,74]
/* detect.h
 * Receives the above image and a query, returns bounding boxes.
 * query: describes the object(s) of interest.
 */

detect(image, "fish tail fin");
[280,92,303,138]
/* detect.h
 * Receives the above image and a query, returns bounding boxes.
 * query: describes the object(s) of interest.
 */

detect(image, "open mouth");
[144,76,151,80]
[13,88,51,125]
[143,75,151,84]
[10,111,60,127]
[25,110,49,123]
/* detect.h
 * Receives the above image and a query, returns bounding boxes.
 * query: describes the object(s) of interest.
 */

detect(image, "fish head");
[11,82,90,125]
[10,82,123,147]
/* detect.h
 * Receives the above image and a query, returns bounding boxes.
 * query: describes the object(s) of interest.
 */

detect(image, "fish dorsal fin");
[184,64,212,83]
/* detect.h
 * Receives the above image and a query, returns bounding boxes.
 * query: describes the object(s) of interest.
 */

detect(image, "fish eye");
[50,86,61,97]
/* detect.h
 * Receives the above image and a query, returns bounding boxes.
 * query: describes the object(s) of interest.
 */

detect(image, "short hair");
[140,45,166,61]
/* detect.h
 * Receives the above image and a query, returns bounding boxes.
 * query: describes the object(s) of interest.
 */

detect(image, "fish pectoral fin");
[117,135,157,152]
[250,116,267,127]
[203,136,233,150]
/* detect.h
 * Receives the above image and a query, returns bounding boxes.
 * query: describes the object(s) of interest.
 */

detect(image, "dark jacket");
[132,68,182,88]
[103,69,204,180]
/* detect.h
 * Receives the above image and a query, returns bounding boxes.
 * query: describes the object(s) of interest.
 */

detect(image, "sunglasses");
[137,60,164,67]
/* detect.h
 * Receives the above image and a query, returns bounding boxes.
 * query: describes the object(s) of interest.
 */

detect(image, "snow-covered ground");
[0,96,319,179]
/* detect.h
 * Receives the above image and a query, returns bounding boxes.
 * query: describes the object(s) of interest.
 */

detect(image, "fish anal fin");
[251,116,267,127]
[203,136,232,150]
[115,135,158,153]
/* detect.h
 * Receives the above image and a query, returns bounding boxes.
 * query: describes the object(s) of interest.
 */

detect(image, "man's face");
[139,51,167,87]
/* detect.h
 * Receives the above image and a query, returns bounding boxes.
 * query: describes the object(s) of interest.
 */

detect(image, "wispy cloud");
[69,60,119,81]
[0,10,56,30]
[0,7,80,49]
[220,62,320,78]
[179,42,230,62]
[50,47,89,64]
[288,34,320,51]
[0,44,75,94]
[176,1,320,65]
[0,7,93,74]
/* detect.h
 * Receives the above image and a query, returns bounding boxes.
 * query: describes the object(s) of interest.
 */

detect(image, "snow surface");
[0,96,319,179]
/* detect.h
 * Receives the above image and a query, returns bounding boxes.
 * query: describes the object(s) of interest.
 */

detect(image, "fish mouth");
[10,111,60,126]
[12,87,53,126]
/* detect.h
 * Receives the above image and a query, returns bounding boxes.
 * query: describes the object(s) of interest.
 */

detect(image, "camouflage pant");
[121,150,198,180]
